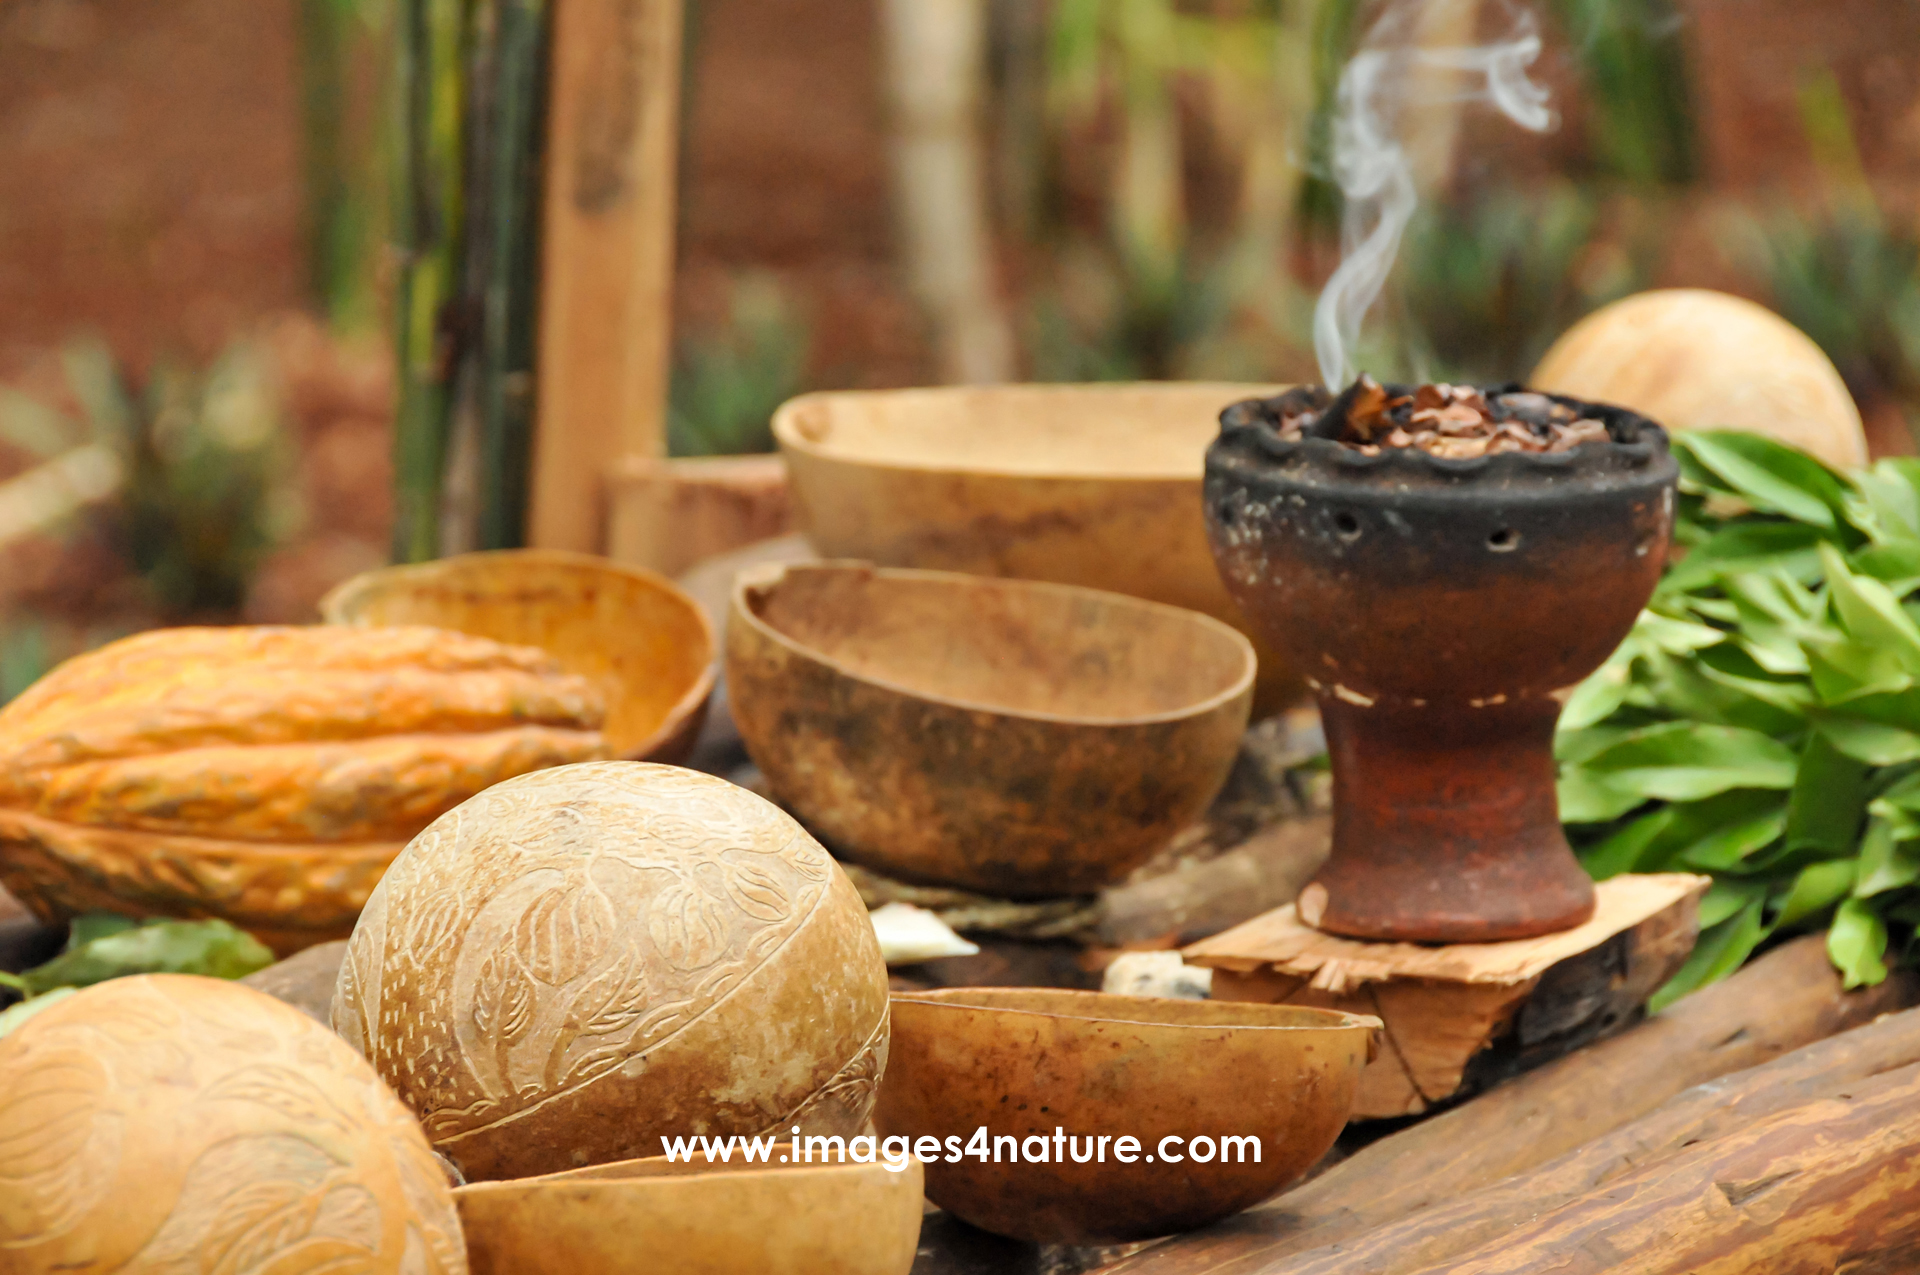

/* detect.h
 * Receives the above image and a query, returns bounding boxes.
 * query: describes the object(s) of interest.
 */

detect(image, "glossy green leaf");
[11,916,275,997]
[1849,541,1920,593]
[1820,542,1920,674]
[1677,431,1850,531]
[1854,820,1920,898]
[1650,891,1769,1012]
[1829,897,1891,988]
[1783,733,1871,857]
[1849,466,1920,543]
[1661,520,1826,593]
[1559,642,1641,732]
[0,987,77,1039]
[1677,805,1789,870]
[1637,610,1731,654]
[1557,766,1652,825]
[1577,722,1799,800]
[1812,714,1920,767]
[1804,633,1912,706]
[1774,859,1858,930]
[1577,807,1676,881]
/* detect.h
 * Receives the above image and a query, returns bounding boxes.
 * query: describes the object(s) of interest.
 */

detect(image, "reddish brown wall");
[671,0,928,386]
[0,0,306,375]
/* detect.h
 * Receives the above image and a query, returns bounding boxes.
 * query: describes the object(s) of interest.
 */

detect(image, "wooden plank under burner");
[1186,873,1711,1118]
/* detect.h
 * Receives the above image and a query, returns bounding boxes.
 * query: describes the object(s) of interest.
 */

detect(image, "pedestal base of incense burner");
[1297,855,1597,945]
[1304,699,1599,945]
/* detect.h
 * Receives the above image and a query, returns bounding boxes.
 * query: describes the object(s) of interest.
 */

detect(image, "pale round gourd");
[330,761,891,1182]
[1530,288,1869,471]
[0,973,467,1274]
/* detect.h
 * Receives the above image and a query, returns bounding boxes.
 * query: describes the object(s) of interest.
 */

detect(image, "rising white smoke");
[1312,0,1556,391]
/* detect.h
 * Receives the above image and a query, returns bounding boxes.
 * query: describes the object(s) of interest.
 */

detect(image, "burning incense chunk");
[1278,376,1614,458]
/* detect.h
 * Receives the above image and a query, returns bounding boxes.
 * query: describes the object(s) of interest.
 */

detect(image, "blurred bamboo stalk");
[388,0,550,561]
[299,0,391,334]
[474,0,549,551]
[389,0,468,563]
[880,0,1018,385]
[1109,0,1184,309]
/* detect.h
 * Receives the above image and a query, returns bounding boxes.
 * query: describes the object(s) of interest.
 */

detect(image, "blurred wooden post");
[527,0,684,554]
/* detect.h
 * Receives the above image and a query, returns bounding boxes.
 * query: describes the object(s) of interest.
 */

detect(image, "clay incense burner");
[1204,383,1677,943]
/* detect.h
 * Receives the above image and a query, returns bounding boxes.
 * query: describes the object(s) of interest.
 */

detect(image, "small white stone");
[869,902,980,965]
[1102,951,1213,1000]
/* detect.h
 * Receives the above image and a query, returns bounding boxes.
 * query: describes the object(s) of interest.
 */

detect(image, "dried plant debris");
[1280,376,1614,458]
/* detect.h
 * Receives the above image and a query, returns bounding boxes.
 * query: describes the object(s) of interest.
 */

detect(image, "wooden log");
[1409,1059,1920,1274]
[1097,816,1330,948]
[1274,1005,1920,1275]
[527,0,684,553]
[1101,934,1920,1275]
[1190,874,1707,1118]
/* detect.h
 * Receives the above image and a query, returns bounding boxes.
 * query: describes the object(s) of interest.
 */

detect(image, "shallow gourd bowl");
[874,989,1380,1246]
[321,549,715,763]
[773,383,1301,712]
[454,1153,925,1275]
[726,562,1255,897]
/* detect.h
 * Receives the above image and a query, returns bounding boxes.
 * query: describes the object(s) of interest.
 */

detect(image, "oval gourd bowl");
[772,383,1301,714]
[726,561,1254,898]
[321,549,715,764]
[454,1154,925,1275]
[874,989,1380,1246]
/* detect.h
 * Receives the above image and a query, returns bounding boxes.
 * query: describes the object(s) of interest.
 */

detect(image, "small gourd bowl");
[874,989,1381,1246]
[454,1154,925,1275]
[321,549,715,763]
[725,561,1255,898]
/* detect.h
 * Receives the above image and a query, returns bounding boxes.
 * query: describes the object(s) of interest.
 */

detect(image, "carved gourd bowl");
[330,761,891,1182]
[0,973,467,1274]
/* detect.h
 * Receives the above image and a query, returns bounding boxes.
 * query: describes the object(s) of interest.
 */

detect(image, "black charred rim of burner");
[1214,382,1670,482]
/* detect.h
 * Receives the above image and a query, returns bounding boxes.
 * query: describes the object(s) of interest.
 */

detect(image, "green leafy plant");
[667,275,810,457]
[0,913,276,1005]
[0,339,300,620]
[1547,0,1697,186]
[1390,182,1652,385]
[1725,71,1920,446]
[1558,431,1920,1006]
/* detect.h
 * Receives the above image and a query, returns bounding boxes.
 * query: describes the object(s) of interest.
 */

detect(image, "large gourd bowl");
[454,1154,924,1275]
[874,989,1380,1246]
[726,562,1254,898]
[773,383,1302,713]
[321,548,715,764]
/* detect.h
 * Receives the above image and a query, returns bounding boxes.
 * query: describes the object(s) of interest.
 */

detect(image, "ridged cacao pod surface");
[0,625,610,954]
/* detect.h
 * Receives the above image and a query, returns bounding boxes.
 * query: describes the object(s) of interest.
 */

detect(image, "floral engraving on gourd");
[343,764,834,1144]
[762,1007,890,1139]
[0,1049,122,1249]
[0,977,466,1273]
